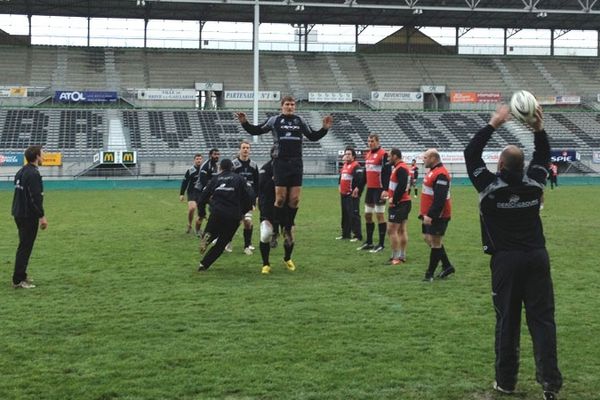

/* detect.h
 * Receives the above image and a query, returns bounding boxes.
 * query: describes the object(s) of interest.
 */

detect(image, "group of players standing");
[337,134,455,281]
[179,95,455,281]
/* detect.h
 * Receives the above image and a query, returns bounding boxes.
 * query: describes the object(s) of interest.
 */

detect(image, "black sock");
[440,245,452,269]
[275,206,287,228]
[427,248,442,276]
[366,222,375,244]
[415,188,418,196]
[244,228,252,248]
[287,207,298,229]
[284,241,294,261]
[260,241,270,266]
[378,222,387,247]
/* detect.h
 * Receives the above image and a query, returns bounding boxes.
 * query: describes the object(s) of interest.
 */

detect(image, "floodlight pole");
[252,0,260,135]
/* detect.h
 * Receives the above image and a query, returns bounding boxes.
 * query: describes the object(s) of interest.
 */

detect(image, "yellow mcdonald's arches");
[103,152,115,162]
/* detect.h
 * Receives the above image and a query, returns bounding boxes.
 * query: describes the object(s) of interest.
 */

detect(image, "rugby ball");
[510,90,538,123]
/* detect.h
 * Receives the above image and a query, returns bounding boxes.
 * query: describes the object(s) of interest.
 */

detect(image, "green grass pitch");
[1,185,598,400]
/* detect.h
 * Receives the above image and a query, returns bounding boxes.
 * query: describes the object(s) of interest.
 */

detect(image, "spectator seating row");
[1,109,599,161]
[2,45,600,98]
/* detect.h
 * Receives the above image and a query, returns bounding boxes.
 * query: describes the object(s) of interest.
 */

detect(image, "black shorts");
[273,158,303,187]
[197,203,207,218]
[365,188,386,206]
[422,218,450,236]
[187,189,200,203]
[389,201,411,223]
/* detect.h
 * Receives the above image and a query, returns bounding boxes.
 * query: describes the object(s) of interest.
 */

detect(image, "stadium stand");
[2,45,600,100]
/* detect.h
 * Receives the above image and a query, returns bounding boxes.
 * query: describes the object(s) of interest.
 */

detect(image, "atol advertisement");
[54,91,118,103]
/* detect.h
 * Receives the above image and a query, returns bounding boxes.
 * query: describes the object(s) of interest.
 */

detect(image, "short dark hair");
[281,95,295,105]
[194,153,202,159]
[209,148,219,156]
[220,158,233,171]
[368,133,380,142]
[24,145,42,163]
[344,147,356,158]
[500,146,525,173]
[239,140,250,148]
[390,148,402,159]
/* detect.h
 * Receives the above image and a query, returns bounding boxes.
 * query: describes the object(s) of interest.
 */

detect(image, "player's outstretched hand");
[323,115,333,129]
[489,104,511,130]
[529,105,544,133]
[235,112,247,124]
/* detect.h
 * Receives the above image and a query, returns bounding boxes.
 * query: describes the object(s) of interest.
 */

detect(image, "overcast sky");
[0,14,597,55]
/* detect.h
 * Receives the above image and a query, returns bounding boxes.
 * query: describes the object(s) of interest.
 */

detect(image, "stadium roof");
[2,0,600,31]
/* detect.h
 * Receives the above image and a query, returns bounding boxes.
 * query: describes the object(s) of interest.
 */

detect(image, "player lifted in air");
[236,95,333,271]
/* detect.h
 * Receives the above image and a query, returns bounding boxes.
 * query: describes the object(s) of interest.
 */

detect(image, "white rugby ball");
[510,90,538,123]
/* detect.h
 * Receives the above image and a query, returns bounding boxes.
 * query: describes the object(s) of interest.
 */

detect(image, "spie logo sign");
[550,150,577,163]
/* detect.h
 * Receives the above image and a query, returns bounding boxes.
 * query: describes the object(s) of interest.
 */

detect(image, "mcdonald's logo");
[103,152,115,163]
[122,152,135,163]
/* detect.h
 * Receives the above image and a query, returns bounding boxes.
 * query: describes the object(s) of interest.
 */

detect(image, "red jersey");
[420,164,452,219]
[388,161,412,206]
[410,164,419,180]
[365,148,387,189]
[339,161,360,195]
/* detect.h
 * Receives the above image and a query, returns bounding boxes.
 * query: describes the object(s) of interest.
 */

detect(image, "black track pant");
[13,217,39,285]
[490,248,562,393]
[201,213,240,269]
[340,195,362,240]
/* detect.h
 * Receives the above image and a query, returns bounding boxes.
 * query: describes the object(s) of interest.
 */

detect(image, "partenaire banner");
[224,91,280,101]
[137,89,196,101]
[370,91,423,102]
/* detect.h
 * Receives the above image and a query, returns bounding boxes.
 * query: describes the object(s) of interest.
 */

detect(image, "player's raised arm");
[527,106,550,182]
[302,115,332,141]
[235,112,247,124]
[237,112,272,135]
[464,105,510,192]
